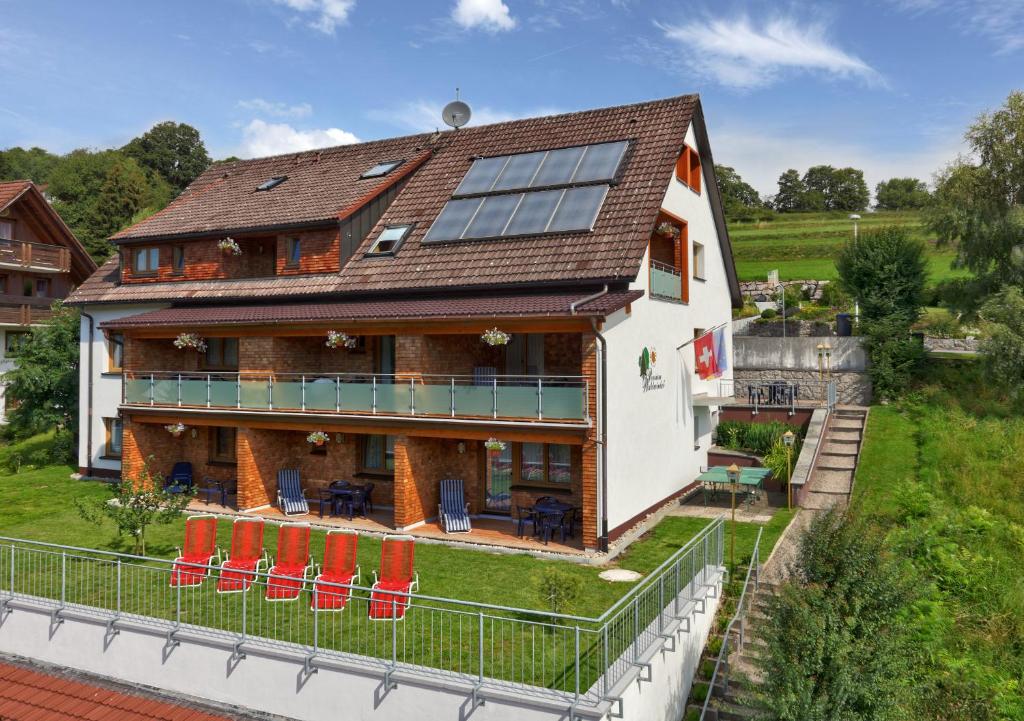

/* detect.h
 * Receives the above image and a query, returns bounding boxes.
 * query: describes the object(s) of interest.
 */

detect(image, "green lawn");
[851,360,1024,719]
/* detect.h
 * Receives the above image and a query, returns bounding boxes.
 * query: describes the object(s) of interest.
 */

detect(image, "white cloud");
[369,99,562,132]
[888,0,1024,52]
[239,119,359,157]
[237,98,313,119]
[659,15,883,89]
[452,0,516,32]
[272,0,355,34]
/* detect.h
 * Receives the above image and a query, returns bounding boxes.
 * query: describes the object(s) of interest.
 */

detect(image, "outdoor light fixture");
[457,442,466,454]
[849,213,861,241]
[823,343,833,379]
[783,430,796,510]
[817,342,826,380]
[727,463,741,573]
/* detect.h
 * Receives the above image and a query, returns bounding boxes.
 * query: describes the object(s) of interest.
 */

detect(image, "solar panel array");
[424,140,627,243]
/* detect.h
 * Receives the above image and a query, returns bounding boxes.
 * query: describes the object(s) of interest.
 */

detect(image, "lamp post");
[816,343,825,380]
[823,343,833,380]
[849,213,861,241]
[783,431,795,510]
[727,463,740,574]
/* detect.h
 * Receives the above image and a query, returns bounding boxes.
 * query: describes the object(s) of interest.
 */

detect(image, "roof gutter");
[569,285,609,315]
[80,311,95,478]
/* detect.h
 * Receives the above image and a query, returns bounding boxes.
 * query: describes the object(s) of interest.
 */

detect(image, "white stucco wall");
[603,125,734,534]
[77,303,165,475]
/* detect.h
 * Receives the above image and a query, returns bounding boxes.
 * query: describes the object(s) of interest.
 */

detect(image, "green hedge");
[715,419,801,455]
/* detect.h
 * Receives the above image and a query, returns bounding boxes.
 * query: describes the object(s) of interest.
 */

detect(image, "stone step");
[833,408,867,418]
[802,494,848,511]
[828,429,863,442]
[830,420,865,432]
[716,700,761,721]
[821,441,858,456]
[810,469,854,494]
[825,436,860,446]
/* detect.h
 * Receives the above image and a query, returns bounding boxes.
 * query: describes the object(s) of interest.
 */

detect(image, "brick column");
[121,419,144,487]
[581,332,600,550]
[237,427,274,510]
[392,435,420,528]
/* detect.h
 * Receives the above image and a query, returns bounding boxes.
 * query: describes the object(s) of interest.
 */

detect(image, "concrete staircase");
[801,407,867,511]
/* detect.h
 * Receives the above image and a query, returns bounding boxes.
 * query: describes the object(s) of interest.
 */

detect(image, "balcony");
[0,239,71,273]
[122,371,589,424]
[650,260,683,301]
[0,295,55,326]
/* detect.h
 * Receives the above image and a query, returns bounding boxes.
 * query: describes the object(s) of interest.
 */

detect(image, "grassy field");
[852,360,1024,719]
[728,210,968,283]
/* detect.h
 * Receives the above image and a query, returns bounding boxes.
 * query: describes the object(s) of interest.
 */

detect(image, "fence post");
[206,374,211,407]
[177,374,182,406]
[116,559,121,617]
[602,621,609,698]
[492,377,498,419]
[149,374,154,405]
[372,376,377,414]
[301,375,306,411]
[392,597,398,666]
[537,378,543,420]
[450,378,456,418]
[409,377,415,415]
[574,625,581,702]
[60,551,66,609]
[478,611,484,684]
[632,597,639,662]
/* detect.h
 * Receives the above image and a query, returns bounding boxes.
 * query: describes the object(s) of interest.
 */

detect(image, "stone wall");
[738,319,835,337]
[739,279,830,302]
[733,368,871,406]
[923,336,980,352]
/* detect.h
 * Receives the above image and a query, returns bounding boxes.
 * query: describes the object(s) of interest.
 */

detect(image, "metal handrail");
[124,370,586,382]
[650,259,682,276]
[699,526,763,720]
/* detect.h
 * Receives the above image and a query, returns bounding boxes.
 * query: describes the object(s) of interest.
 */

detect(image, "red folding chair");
[368,535,418,620]
[170,515,219,587]
[265,522,313,601]
[216,518,267,593]
[311,529,360,611]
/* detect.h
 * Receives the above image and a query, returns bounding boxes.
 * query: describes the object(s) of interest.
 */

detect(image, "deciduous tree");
[774,169,806,212]
[122,121,211,191]
[875,177,931,210]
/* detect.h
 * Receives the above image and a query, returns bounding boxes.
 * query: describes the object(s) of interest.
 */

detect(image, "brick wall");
[121,420,237,488]
[124,337,200,372]
[395,333,581,378]
[392,435,481,528]
[120,228,340,284]
[239,336,375,375]
[580,331,599,548]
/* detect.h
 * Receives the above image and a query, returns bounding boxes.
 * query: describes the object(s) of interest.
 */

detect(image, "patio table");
[698,466,772,505]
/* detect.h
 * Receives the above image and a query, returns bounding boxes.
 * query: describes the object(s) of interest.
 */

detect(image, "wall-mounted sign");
[638,346,666,392]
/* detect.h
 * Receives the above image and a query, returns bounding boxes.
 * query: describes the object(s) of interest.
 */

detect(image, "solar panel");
[504,189,563,236]
[464,194,522,239]
[572,141,628,184]
[531,146,586,188]
[454,156,508,195]
[547,186,607,232]
[423,198,482,242]
[492,152,545,192]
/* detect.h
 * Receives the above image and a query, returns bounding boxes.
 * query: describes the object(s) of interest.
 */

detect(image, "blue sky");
[1,0,1021,196]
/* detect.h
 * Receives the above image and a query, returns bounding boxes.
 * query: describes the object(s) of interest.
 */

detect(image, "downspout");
[571,284,610,552]
[80,310,95,478]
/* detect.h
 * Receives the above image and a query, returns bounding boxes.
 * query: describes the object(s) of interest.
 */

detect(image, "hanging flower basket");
[655,222,678,239]
[484,438,506,457]
[325,330,358,350]
[165,423,186,438]
[307,431,330,447]
[218,237,242,256]
[173,332,207,352]
[481,327,511,347]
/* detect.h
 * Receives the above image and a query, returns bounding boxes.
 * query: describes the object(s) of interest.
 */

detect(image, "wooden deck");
[187,499,586,555]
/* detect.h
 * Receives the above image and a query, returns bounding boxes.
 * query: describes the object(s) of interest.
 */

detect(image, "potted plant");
[218,237,242,256]
[655,221,678,239]
[484,438,506,457]
[481,327,511,346]
[325,330,358,349]
[165,423,186,438]
[173,332,207,352]
[307,431,330,447]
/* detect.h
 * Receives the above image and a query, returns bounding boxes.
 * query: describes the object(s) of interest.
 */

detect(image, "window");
[172,246,185,273]
[256,176,287,191]
[0,275,7,294]
[519,443,573,485]
[203,338,239,370]
[366,225,412,256]
[675,146,701,193]
[285,237,301,266]
[34,278,49,297]
[360,160,403,179]
[22,278,32,297]
[0,221,12,240]
[107,333,124,372]
[693,241,705,279]
[4,331,27,356]
[361,435,395,474]
[103,418,123,459]
[133,247,159,274]
[209,427,236,464]
[423,140,629,243]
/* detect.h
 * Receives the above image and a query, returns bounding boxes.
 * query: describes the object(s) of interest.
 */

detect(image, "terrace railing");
[122,371,590,423]
[0,518,724,713]
[0,238,71,272]
[650,260,682,301]
[710,378,838,413]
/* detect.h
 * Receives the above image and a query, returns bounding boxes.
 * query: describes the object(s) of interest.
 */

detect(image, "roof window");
[360,160,404,179]
[256,176,287,191]
[366,224,413,256]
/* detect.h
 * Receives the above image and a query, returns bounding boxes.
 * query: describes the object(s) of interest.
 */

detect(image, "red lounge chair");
[311,529,360,611]
[215,518,267,593]
[265,522,313,601]
[169,515,219,587]
[368,535,419,620]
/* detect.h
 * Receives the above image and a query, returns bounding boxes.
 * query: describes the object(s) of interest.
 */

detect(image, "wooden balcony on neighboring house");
[0,239,73,274]
[0,295,56,326]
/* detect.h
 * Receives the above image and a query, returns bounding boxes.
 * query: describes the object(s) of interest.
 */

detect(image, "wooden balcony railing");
[0,297,55,325]
[0,239,71,273]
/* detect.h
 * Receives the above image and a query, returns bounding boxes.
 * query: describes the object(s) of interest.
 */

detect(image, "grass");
[851,360,1024,720]
[728,210,968,284]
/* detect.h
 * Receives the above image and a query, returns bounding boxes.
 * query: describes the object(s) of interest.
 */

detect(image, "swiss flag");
[694,331,719,380]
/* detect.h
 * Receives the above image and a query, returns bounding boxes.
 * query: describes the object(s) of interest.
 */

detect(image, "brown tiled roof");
[112,139,434,241]
[0,658,243,721]
[0,180,32,211]
[100,289,643,329]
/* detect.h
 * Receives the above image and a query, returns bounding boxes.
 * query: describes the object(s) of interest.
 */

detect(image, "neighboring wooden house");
[68,95,741,551]
[0,181,96,421]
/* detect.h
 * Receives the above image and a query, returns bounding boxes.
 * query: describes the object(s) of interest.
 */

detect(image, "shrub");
[760,308,777,319]
[50,429,75,464]
[864,317,926,401]
[28,449,50,468]
[819,282,850,308]
[836,225,927,323]
[690,682,709,703]
[536,566,582,617]
[717,419,802,456]
[764,438,801,481]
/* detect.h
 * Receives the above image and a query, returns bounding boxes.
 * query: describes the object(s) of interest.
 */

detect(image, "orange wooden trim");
[689,148,702,194]
[675,146,689,184]
[680,222,690,303]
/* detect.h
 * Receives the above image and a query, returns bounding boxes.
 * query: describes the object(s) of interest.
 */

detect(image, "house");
[0,181,97,421]
[67,95,741,552]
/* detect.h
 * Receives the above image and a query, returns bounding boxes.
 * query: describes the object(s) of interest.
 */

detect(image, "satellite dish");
[442,100,472,129]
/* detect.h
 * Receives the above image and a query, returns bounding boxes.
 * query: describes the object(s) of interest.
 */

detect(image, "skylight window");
[366,224,413,256]
[423,140,628,243]
[360,160,404,179]
[256,176,287,191]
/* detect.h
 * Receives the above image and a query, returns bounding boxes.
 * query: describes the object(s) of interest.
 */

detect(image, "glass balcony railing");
[122,372,590,423]
[650,260,682,301]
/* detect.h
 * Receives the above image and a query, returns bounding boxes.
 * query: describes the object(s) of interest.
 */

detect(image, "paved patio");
[670,488,787,524]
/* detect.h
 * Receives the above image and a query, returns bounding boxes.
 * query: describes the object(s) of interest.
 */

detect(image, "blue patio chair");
[164,462,193,494]
[438,479,471,533]
[277,469,309,516]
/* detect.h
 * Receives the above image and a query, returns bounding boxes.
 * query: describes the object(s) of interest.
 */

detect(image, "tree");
[715,164,761,217]
[93,158,150,241]
[927,90,1024,290]
[122,121,211,191]
[758,509,916,721]
[829,167,869,211]
[978,286,1024,402]
[1,302,80,438]
[774,169,806,212]
[875,177,931,210]
[0,146,61,184]
[862,316,927,400]
[75,460,193,555]
[836,226,927,322]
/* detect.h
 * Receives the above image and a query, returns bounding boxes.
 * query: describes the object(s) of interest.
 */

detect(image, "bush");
[819,282,850,308]
[764,438,801,481]
[716,419,802,455]
[760,308,777,319]
[50,429,75,464]
[836,225,927,323]
[864,317,926,401]
[536,566,582,617]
